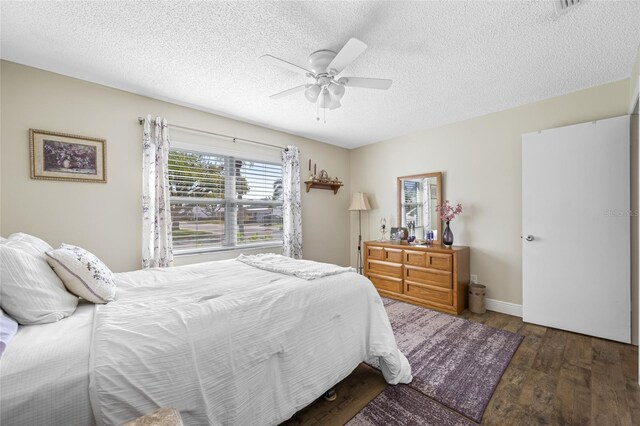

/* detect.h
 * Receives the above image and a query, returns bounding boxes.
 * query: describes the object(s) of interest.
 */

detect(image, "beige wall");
[0,61,351,272]
[1,59,635,306]
[349,79,630,305]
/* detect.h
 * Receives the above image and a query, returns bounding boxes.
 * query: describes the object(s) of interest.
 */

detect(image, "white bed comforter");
[236,253,355,279]
[0,303,97,426]
[90,259,412,426]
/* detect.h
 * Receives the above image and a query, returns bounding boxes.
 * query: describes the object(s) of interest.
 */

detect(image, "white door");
[522,115,630,343]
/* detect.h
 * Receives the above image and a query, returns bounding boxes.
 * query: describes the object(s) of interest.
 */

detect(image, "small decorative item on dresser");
[442,222,454,246]
[436,200,463,247]
[425,230,434,246]
[407,221,416,243]
[390,227,408,241]
[380,217,387,241]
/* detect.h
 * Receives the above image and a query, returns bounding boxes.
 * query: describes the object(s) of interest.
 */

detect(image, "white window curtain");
[142,114,173,268]
[281,146,303,259]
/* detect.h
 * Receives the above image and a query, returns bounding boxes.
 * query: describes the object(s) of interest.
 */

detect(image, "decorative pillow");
[0,244,78,324]
[0,309,18,357]
[6,232,54,259]
[45,244,116,304]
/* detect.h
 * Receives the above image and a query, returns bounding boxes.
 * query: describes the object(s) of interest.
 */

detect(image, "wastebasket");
[469,283,486,314]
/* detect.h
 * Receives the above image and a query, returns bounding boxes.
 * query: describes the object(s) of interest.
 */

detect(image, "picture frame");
[30,129,106,183]
[390,227,408,241]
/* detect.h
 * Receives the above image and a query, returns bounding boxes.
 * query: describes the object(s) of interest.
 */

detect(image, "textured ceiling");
[1,1,639,149]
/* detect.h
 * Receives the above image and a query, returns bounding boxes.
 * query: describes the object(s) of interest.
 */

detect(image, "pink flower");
[436,200,463,222]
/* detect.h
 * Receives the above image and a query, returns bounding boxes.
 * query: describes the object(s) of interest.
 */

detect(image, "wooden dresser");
[363,241,470,315]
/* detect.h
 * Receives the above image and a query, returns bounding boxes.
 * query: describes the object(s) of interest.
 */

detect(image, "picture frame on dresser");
[389,227,408,241]
[364,240,470,314]
[29,129,106,183]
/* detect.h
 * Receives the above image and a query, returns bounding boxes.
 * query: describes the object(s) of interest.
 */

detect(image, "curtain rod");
[137,117,286,151]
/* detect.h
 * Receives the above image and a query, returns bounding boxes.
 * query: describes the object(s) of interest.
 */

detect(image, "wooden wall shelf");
[304,180,343,194]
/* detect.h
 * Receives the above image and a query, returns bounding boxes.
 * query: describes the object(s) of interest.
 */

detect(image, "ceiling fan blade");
[327,38,367,75]
[260,54,313,76]
[338,77,392,90]
[269,84,309,99]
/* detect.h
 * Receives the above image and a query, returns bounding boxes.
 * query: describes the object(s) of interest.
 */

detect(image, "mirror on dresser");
[397,172,442,241]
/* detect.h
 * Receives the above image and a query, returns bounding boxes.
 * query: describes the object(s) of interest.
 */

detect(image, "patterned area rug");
[353,298,523,424]
[347,384,474,426]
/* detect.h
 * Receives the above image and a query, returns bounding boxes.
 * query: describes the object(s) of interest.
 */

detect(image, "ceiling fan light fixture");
[329,100,342,110]
[318,89,330,109]
[327,83,345,100]
[304,84,321,103]
[319,89,341,110]
[262,37,392,119]
[318,89,328,109]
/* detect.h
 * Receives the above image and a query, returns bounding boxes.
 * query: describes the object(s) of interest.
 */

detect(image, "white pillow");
[45,244,116,304]
[6,232,54,259]
[0,244,78,324]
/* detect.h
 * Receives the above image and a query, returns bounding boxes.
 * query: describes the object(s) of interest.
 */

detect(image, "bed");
[0,257,412,425]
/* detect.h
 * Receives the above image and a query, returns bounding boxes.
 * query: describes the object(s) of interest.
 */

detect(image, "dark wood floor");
[282,310,640,425]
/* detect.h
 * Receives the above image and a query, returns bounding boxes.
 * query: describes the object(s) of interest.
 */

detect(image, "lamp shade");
[348,192,371,211]
[304,84,321,103]
[327,83,345,100]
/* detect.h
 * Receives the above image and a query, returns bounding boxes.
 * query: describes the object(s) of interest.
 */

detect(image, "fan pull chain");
[316,100,319,122]
[324,105,326,124]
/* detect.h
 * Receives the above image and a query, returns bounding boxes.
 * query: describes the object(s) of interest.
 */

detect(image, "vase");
[442,221,454,246]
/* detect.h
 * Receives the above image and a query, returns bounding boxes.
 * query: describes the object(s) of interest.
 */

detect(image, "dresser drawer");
[367,260,402,278]
[404,250,427,267]
[366,246,384,260]
[403,250,453,271]
[368,273,403,294]
[404,281,453,305]
[383,248,403,263]
[427,252,453,271]
[404,266,452,289]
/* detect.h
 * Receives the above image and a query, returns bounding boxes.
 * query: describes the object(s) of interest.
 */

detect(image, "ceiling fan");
[261,38,392,111]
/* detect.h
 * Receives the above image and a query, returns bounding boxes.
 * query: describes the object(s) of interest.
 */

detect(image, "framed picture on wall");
[29,129,106,183]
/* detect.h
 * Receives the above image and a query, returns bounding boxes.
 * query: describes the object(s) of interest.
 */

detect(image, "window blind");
[401,180,423,227]
[168,148,283,253]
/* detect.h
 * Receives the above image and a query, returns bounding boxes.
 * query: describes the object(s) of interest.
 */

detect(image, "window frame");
[168,142,284,256]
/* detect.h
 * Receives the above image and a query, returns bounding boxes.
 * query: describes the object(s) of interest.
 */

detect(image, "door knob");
[525,235,534,241]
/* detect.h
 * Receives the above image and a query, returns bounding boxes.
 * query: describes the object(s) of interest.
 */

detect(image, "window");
[401,180,423,228]
[168,147,283,254]
[400,179,438,233]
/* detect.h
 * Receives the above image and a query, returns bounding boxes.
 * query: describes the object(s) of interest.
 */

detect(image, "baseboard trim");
[486,298,523,317]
